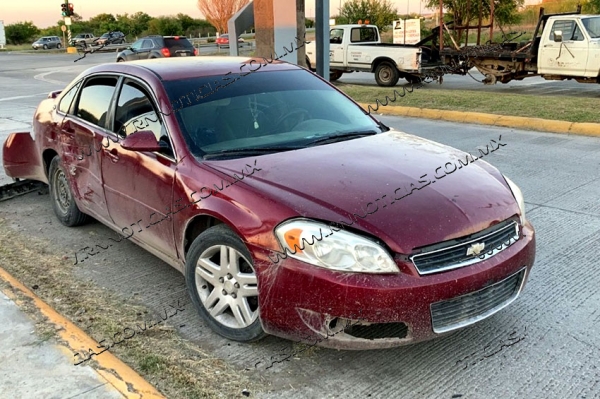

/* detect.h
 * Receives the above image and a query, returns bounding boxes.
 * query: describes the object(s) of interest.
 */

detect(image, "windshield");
[163,69,385,159]
[582,17,600,38]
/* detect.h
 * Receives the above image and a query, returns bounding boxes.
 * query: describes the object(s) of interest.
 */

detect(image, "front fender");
[2,132,47,183]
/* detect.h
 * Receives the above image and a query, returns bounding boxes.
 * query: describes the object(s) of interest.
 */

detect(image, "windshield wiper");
[202,146,301,160]
[305,130,378,147]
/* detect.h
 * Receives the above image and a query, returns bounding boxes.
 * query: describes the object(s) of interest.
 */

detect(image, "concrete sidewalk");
[0,291,124,398]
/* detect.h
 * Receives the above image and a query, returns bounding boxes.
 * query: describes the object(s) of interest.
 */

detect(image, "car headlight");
[504,175,526,225]
[273,219,399,273]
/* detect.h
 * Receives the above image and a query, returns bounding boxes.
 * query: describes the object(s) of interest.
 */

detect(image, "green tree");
[5,21,39,44]
[426,0,524,29]
[340,0,398,32]
[129,12,153,36]
[582,0,600,13]
[147,16,183,36]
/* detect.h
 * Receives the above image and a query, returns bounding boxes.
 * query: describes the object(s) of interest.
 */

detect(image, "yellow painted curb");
[66,46,78,54]
[359,103,600,137]
[0,266,165,399]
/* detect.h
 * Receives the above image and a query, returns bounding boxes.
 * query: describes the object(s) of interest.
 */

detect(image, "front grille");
[430,268,526,333]
[410,220,520,275]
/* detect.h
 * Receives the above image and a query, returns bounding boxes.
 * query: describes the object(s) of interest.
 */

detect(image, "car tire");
[116,58,124,62]
[57,43,62,49]
[329,70,344,82]
[185,224,266,342]
[48,156,89,227]
[305,56,311,70]
[375,62,400,87]
[43,44,48,50]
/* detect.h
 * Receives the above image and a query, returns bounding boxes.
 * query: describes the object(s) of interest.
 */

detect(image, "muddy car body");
[2,57,535,349]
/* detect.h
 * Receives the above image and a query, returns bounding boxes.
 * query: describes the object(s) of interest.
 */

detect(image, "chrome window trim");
[410,221,520,276]
[430,267,527,334]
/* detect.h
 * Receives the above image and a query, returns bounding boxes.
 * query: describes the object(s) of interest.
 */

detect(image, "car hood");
[208,130,518,254]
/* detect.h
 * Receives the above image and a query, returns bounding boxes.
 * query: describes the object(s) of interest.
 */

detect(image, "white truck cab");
[538,15,600,79]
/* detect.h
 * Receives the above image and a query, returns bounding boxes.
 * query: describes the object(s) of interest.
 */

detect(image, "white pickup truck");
[305,24,426,86]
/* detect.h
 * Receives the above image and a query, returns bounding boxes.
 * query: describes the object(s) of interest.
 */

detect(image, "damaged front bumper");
[251,222,535,350]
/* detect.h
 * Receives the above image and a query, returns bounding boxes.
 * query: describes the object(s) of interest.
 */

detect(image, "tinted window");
[58,82,81,114]
[164,38,194,50]
[351,27,378,42]
[141,39,154,49]
[114,81,159,137]
[163,69,383,158]
[76,77,117,128]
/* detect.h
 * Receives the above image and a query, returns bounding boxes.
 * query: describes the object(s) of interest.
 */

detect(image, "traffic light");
[61,2,68,16]
[68,3,74,16]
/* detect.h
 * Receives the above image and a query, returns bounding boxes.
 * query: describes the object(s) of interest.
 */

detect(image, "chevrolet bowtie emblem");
[466,242,485,256]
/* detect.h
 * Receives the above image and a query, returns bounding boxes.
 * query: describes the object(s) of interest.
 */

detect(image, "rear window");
[164,38,194,50]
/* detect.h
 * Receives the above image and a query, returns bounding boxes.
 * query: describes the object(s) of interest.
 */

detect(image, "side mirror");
[120,130,163,152]
[554,30,563,42]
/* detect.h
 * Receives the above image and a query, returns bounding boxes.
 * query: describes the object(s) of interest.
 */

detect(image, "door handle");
[62,120,75,133]
[104,148,119,162]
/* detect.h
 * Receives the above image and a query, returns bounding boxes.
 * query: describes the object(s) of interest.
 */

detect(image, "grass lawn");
[337,83,600,124]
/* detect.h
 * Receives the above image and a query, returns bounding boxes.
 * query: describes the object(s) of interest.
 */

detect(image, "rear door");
[101,77,178,259]
[136,39,155,59]
[59,76,118,223]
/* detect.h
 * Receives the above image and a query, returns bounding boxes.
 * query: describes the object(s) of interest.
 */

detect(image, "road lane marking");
[34,70,68,85]
[0,92,49,102]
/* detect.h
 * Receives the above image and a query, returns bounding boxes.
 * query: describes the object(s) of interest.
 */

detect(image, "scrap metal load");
[430,4,600,85]
[0,180,46,202]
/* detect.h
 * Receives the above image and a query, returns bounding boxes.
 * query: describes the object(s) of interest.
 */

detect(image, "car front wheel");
[57,43,62,49]
[48,156,89,227]
[43,44,48,50]
[185,224,265,342]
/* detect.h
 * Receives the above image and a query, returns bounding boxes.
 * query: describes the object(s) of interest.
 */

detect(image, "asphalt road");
[339,69,600,98]
[1,53,599,398]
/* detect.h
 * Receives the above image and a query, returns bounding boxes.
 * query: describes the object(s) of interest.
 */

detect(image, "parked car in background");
[95,31,126,46]
[215,34,246,49]
[2,57,535,349]
[32,36,62,50]
[70,33,96,47]
[116,35,197,61]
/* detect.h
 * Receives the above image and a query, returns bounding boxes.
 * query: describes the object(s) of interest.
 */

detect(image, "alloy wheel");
[194,245,259,329]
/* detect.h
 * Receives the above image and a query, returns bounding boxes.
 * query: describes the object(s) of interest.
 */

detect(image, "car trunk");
[165,38,194,57]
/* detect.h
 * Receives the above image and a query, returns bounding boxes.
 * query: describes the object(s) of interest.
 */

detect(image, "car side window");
[351,27,378,43]
[141,39,153,49]
[114,81,173,157]
[58,82,81,114]
[130,40,143,50]
[550,20,574,41]
[330,29,344,44]
[572,24,585,41]
[75,77,118,128]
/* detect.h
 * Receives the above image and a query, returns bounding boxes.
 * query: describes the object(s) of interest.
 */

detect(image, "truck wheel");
[329,70,344,81]
[48,156,89,227]
[375,62,400,87]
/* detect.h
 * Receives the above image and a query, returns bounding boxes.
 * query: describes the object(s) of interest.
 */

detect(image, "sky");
[1,0,543,29]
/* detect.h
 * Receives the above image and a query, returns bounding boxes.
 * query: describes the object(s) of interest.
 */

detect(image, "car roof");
[85,57,301,81]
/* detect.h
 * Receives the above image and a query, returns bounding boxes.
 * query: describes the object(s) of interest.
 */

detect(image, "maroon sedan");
[2,57,535,349]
